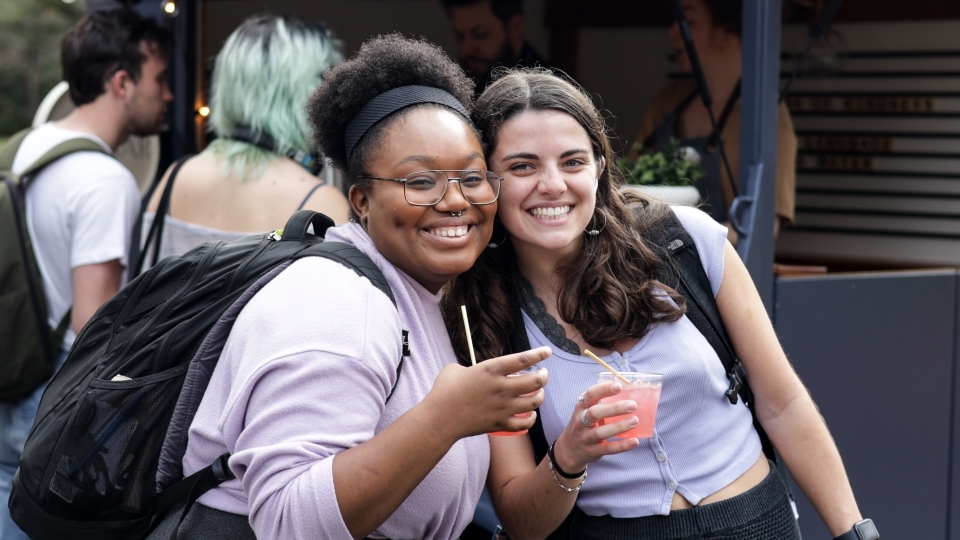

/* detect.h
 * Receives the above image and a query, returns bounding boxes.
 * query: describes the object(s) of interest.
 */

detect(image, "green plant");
[618,140,704,187]
[0,0,86,137]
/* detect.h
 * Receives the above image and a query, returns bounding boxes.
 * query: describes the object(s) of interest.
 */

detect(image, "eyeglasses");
[357,170,502,206]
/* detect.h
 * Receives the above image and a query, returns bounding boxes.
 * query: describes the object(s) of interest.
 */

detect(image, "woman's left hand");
[550,381,641,475]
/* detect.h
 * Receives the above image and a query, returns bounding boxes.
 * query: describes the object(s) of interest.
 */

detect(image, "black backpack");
[9,210,404,540]
[0,128,108,402]
[514,212,788,539]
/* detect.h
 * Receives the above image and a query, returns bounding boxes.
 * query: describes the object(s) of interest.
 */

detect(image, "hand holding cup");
[551,381,643,475]
[426,346,551,440]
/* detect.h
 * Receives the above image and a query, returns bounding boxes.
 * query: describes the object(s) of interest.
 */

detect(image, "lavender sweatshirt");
[180,223,490,540]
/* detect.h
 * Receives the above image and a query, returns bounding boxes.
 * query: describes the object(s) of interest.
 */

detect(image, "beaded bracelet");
[548,458,587,492]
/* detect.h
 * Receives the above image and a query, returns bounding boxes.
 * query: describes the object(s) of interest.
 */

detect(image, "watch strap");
[833,519,879,540]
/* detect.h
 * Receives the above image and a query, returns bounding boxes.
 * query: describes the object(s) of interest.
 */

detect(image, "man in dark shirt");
[440,0,551,94]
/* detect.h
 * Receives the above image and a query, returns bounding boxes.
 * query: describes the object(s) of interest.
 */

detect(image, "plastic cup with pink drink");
[596,372,663,439]
[489,365,543,437]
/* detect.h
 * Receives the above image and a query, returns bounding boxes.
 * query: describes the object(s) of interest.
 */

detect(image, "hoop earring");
[488,222,508,249]
[488,231,508,249]
[584,208,607,237]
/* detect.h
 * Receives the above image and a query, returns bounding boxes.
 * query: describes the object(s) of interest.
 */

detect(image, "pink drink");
[490,366,542,437]
[597,372,663,439]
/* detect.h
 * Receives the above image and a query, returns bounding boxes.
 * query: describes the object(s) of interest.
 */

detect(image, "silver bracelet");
[548,457,587,492]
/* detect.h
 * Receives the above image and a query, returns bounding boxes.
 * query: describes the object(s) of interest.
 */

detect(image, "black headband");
[344,85,471,159]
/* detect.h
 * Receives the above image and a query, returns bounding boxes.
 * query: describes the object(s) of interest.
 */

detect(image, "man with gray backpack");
[0,8,172,539]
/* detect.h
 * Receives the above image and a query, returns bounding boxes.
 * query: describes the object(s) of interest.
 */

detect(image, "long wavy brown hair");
[443,69,687,365]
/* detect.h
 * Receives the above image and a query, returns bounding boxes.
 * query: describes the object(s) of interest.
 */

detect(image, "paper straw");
[583,350,630,384]
[460,305,477,366]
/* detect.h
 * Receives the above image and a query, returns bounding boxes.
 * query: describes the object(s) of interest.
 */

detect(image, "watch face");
[855,519,879,540]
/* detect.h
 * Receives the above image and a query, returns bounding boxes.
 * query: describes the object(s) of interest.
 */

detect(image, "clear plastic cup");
[597,372,663,439]
[489,365,543,437]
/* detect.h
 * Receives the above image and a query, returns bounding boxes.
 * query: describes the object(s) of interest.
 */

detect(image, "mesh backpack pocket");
[40,366,188,520]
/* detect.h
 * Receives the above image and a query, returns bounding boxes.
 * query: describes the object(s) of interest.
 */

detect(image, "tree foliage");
[0,0,86,136]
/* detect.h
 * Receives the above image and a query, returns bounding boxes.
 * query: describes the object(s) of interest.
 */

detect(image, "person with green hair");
[141,14,348,266]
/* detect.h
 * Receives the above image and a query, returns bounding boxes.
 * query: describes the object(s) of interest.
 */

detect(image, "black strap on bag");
[5,178,58,368]
[129,156,192,280]
[153,453,234,540]
[648,213,775,462]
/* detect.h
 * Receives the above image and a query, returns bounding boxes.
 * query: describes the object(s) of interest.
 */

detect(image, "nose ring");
[451,210,463,218]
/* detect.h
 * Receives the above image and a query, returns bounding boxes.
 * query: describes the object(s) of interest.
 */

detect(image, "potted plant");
[617,140,703,206]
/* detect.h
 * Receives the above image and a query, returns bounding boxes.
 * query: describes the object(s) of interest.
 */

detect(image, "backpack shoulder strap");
[643,213,740,387]
[0,127,34,175]
[297,240,396,307]
[641,211,777,463]
[129,155,193,280]
[503,275,568,539]
[295,236,405,402]
[497,271,555,467]
[16,137,108,180]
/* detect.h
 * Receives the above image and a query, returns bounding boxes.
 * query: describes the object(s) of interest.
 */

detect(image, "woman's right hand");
[551,381,641,474]
[424,346,551,440]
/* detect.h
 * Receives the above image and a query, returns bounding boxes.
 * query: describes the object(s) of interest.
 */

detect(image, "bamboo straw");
[460,305,477,366]
[583,350,630,384]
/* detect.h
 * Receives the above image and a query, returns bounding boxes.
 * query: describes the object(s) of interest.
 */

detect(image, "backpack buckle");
[212,453,234,482]
[725,360,747,405]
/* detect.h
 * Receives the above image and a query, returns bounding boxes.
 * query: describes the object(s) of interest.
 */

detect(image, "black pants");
[569,463,801,540]
[146,502,256,540]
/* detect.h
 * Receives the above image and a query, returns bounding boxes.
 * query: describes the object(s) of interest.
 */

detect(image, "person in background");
[0,8,172,539]
[636,0,796,240]
[141,14,348,267]
[440,0,551,94]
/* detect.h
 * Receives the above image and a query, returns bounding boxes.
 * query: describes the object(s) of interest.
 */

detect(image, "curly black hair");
[307,34,476,190]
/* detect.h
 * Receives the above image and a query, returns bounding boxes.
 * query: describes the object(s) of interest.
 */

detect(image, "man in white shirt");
[0,8,172,539]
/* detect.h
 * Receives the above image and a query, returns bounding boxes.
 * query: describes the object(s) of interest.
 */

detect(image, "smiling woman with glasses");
[148,35,551,540]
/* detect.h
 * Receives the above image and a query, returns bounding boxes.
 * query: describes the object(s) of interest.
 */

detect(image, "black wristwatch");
[833,519,879,540]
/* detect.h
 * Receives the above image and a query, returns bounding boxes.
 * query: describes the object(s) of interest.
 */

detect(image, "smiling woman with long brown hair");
[446,69,869,540]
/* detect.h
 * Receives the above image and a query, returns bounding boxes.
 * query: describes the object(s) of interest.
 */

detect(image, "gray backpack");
[0,127,108,402]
